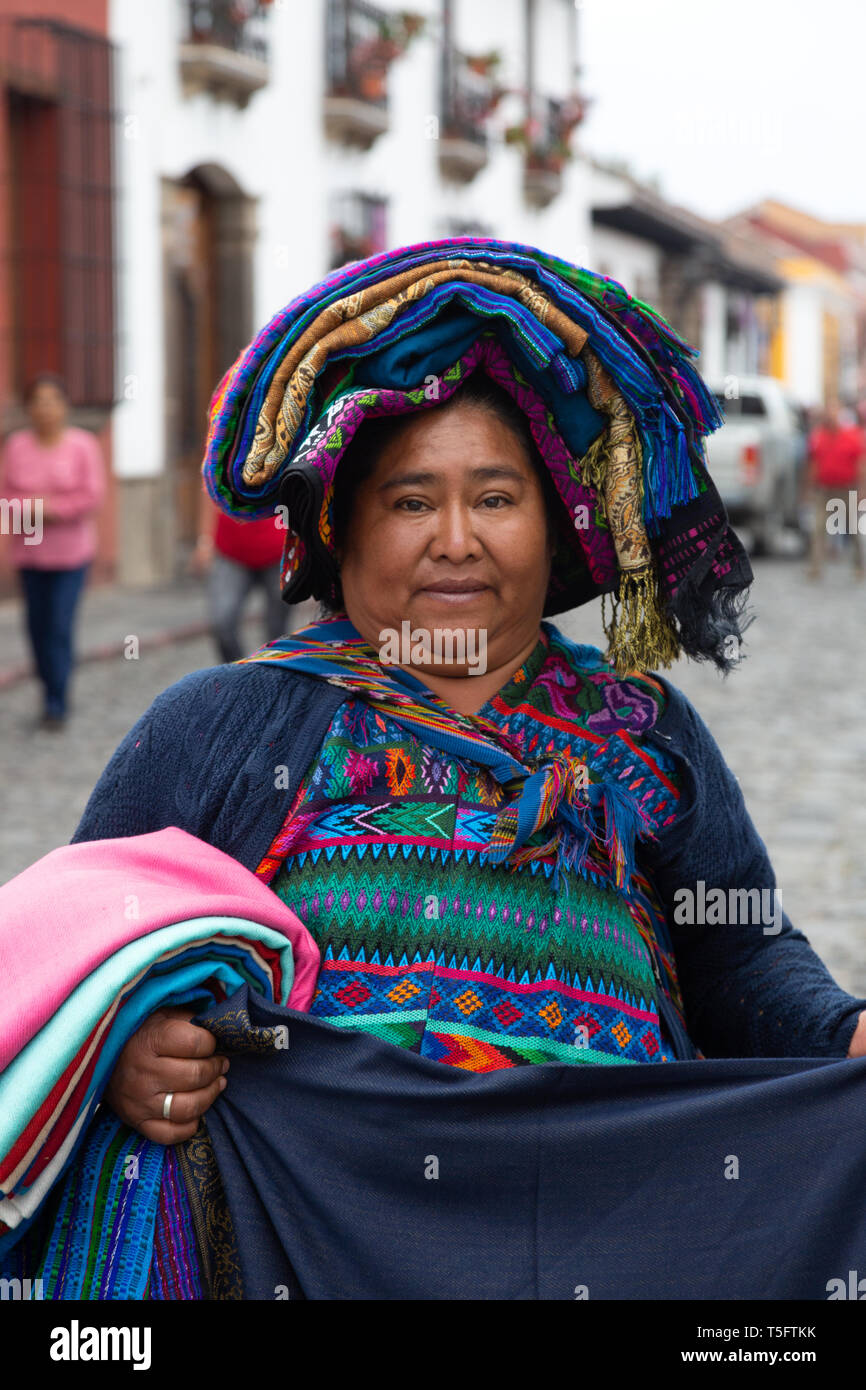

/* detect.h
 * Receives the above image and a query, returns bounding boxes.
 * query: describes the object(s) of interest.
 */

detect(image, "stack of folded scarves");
[0,828,318,1270]
[202,238,751,675]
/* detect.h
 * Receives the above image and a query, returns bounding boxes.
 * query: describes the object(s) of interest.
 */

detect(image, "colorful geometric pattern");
[3,1108,166,1300]
[262,629,688,1071]
[245,618,674,894]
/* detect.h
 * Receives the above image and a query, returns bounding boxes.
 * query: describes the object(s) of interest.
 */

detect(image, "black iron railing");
[441,50,497,146]
[526,91,586,170]
[186,0,269,63]
[326,0,393,107]
[527,94,565,167]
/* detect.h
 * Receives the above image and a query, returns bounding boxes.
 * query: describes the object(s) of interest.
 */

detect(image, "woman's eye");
[480,494,511,509]
[396,498,429,512]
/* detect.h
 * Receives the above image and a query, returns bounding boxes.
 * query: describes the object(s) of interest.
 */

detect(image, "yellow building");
[726,201,866,410]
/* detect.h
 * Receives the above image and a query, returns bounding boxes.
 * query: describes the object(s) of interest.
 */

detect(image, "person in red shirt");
[192,496,314,662]
[805,405,866,579]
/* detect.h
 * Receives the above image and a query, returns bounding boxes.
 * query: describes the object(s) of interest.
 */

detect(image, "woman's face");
[338,402,553,678]
[28,383,68,435]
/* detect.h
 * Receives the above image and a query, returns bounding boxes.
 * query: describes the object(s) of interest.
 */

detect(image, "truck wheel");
[750,525,769,557]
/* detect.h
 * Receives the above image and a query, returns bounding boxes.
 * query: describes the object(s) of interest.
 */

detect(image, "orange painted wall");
[0,0,114,595]
[0,0,106,31]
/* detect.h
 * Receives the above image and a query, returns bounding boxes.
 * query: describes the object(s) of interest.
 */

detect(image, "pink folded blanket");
[0,826,320,1071]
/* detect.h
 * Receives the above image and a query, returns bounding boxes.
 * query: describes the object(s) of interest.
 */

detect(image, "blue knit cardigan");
[71,654,865,1061]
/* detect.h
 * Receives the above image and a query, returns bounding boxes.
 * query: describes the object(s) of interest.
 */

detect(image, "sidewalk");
[0,576,270,689]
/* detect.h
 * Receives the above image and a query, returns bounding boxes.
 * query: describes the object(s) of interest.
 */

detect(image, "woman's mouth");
[417,582,490,604]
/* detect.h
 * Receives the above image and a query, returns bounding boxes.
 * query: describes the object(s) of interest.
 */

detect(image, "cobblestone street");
[2,552,864,999]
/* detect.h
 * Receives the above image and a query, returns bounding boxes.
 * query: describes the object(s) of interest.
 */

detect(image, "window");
[712,393,767,419]
[2,18,116,409]
[329,191,387,269]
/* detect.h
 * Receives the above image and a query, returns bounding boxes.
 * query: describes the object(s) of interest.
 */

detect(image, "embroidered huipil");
[259,630,686,1070]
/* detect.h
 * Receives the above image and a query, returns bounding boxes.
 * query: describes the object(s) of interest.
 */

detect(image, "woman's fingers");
[149,1012,218,1061]
[157,1075,227,1128]
[108,1074,227,1144]
[103,1006,230,1143]
[132,1114,212,1146]
[144,1052,229,1095]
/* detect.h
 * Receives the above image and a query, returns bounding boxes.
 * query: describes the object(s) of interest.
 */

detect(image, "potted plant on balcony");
[467,49,501,76]
[526,143,563,175]
[379,10,426,54]
[347,10,424,103]
[558,93,588,137]
[503,120,530,149]
[348,34,396,100]
[397,9,425,39]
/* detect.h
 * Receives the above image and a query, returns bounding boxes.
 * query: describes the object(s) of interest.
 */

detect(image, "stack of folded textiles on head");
[0,828,318,1299]
[203,237,751,676]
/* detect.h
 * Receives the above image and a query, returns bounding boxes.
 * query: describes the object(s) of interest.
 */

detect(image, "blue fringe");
[549,777,646,898]
[639,403,703,527]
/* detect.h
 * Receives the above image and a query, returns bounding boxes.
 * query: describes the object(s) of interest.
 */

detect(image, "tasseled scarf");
[238,616,655,897]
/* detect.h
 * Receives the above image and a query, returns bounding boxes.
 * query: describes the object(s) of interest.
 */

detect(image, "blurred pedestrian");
[804,404,866,580]
[0,373,106,729]
[191,493,312,662]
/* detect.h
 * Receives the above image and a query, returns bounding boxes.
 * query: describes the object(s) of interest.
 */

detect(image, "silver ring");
[162,1092,174,1121]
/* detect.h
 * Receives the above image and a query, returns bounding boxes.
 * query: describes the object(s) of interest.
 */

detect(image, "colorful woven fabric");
[0,826,320,1074]
[3,1108,165,1300]
[240,615,667,894]
[0,829,320,1254]
[4,1111,236,1301]
[146,1147,205,1301]
[203,238,753,674]
[255,620,690,1069]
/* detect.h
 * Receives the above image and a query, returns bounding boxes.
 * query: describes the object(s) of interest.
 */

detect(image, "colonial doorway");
[161,166,256,561]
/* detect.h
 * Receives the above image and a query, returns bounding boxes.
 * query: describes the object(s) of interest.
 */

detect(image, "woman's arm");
[644,685,866,1059]
[846,1013,866,1057]
[73,668,251,1139]
[73,661,343,1139]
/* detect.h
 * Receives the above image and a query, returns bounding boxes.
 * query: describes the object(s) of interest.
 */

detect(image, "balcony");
[524,153,563,208]
[511,93,587,208]
[438,50,502,184]
[323,88,389,150]
[324,0,422,148]
[179,0,270,108]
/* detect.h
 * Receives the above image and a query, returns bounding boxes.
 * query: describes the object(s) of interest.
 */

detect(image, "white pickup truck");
[704,376,807,555]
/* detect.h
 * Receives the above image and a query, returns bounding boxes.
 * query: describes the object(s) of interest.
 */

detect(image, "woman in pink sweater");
[0,374,106,729]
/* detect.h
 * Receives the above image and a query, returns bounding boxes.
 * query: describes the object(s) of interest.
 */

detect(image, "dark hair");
[331,371,565,564]
[23,372,68,406]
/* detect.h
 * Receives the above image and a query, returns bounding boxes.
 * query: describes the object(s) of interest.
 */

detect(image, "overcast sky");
[579,0,865,223]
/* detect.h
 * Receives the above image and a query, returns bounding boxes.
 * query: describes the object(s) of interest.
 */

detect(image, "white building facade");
[109,0,592,584]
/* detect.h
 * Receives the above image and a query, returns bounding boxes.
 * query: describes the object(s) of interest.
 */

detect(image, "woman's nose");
[430,502,482,559]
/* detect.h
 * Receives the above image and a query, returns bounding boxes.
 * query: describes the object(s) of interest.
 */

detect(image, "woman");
[192,492,317,664]
[79,233,861,1106]
[0,373,106,729]
[5,239,866,1298]
[192,491,288,664]
[804,403,866,580]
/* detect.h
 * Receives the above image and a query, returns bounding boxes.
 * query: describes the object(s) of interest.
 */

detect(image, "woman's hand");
[847,1011,866,1059]
[104,1006,229,1144]
[188,534,214,576]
